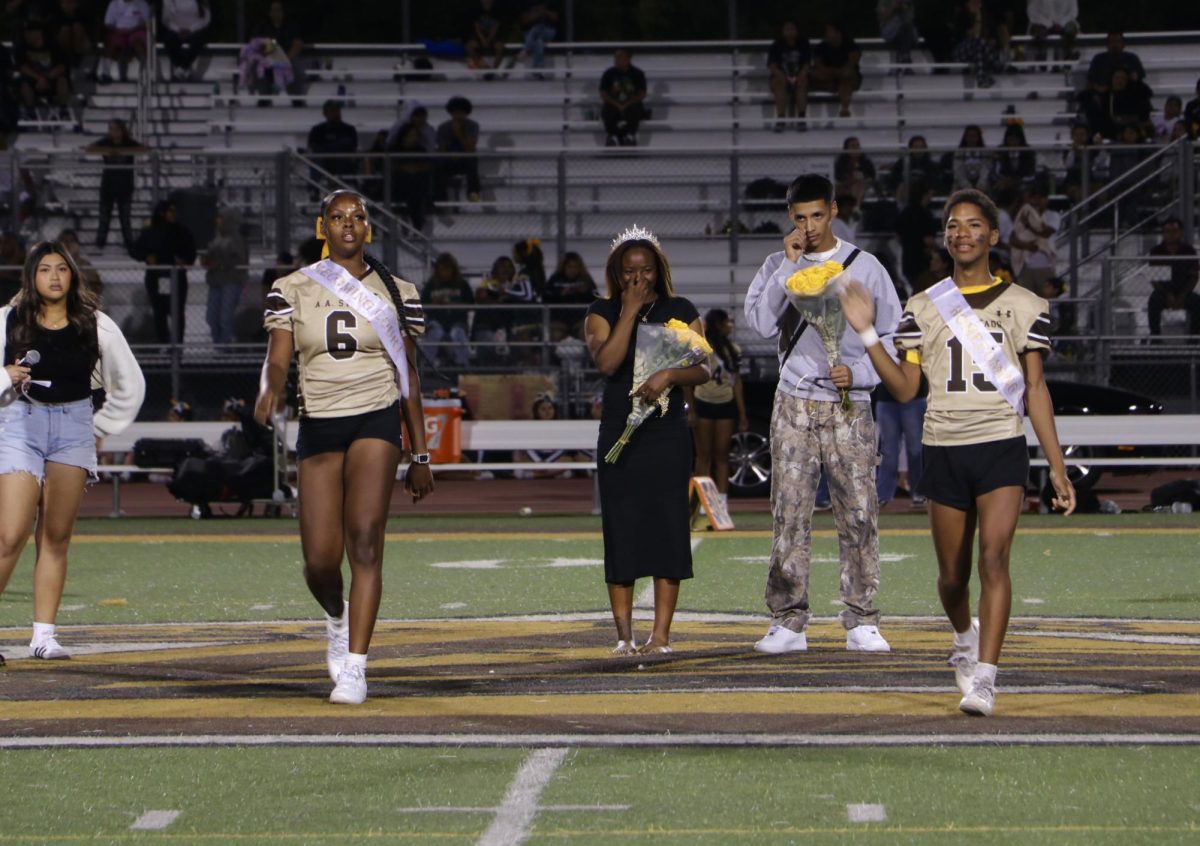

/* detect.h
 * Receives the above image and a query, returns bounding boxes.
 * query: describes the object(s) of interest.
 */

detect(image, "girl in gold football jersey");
[840,188,1075,717]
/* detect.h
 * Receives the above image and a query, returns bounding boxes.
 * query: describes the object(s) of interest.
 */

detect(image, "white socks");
[953,624,978,649]
[345,652,367,670]
[32,622,55,644]
[974,662,997,686]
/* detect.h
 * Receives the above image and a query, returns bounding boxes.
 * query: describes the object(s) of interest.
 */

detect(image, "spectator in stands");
[259,250,294,297]
[359,129,390,201]
[951,124,991,191]
[130,199,197,344]
[421,252,474,368]
[885,135,945,196]
[15,21,71,119]
[877,1,919,66]
[387,120,433,232]
[1086,31,1145,91]
[0,44,18,132]
[307,99,359,180]
[1089,69,1152,140]
[50,0,95,71]
[1026,0,1078,61]
[767,20,811,132]
[1184,78,1200,140]
[203,206,247,346]
[0,232,25,304]
[511,238,545,361]
[387,101,435,152]
[84,118,148,251]
[99,0,150,83]
[467,0,506,71]
[1058,122,1108,203]
[991,123,1038,193]
[1010,180,1058,291]
[434,95,481,204]
[58,228,101,296]
[896,180,940,289]
[951,0,1007,88]
[834,136,876,206]
[912,246,951,294]
[810,22,861,118]
[472,255,517,365]
[1108,123,1149,178]
[167,398,193,422]
[599,48,647,147]
[239,35,293,97]
[1147,217,1200,342]
[516,1,556,71]
[544,251,598,340]
[1153,96,1183,142]
[160,0,212,81]
[254,0,304,93]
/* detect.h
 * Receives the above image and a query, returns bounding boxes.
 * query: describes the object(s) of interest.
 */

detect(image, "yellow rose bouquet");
[784,261,853,411]
[605,318,712,464]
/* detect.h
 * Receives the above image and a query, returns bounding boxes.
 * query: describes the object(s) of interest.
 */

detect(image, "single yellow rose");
[785,260,845,296]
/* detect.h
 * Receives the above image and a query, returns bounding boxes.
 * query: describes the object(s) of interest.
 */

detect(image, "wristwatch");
[411,452,431,465]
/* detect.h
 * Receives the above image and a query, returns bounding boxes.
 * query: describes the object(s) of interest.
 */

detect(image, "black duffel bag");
[132,438,210,468]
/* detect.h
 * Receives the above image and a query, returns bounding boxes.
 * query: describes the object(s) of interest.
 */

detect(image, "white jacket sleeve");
[744,251,799,340]
[0,306,12,402]
[92,311,146,437]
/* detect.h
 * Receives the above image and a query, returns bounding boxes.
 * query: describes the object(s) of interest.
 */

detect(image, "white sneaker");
[30,637,70,660]
[846,625,891,652]
[948,620,980,694]
[329,662,367,705]
[959,676,995,716]
[753,625,807,654]
[326,602,349,682]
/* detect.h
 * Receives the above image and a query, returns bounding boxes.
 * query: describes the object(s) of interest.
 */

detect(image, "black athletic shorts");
[692,398,738,420]
[296,402,403,460]
[917,435,1029,510]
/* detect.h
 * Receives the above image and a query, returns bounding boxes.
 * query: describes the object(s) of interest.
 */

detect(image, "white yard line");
[129,811,180,831]
[3,733,1198,750]
[477,747,569,846]
[847,803,888,823]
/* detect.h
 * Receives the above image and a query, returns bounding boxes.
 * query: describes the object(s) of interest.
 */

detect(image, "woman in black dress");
[585,227,709,655]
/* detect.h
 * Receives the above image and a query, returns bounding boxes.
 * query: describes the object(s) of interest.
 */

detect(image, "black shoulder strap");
[778,248,861,369]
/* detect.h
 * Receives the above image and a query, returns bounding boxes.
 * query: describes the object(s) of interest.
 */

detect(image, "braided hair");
[319,189,421,372]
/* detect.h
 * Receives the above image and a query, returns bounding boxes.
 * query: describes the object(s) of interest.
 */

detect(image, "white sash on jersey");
[298,259,410,398]
[927,277,1025,416]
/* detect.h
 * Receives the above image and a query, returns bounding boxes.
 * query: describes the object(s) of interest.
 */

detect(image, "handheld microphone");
[17,350,40,367]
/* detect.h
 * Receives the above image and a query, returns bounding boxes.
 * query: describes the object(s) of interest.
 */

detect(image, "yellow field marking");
[4,690,1198,721]
[66,526,1200,544]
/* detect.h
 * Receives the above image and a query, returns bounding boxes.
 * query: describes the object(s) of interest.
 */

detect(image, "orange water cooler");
[422,397,463,464]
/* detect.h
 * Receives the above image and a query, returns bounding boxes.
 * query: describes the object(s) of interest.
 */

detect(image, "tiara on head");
[611,224,660,251]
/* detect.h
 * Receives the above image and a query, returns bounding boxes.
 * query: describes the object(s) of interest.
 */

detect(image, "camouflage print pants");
[765,395,882,632]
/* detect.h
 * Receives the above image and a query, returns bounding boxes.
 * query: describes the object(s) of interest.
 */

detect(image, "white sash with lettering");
[927,277,1025,416]
[298,259,410,398]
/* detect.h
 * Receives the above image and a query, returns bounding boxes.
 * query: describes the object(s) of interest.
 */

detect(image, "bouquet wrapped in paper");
[783,260,853,411]
[604,318,712,464]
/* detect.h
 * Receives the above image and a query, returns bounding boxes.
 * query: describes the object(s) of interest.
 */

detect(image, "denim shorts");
[0,398,97,483]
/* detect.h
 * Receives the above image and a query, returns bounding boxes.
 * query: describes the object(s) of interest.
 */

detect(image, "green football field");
[0,513,1197,845]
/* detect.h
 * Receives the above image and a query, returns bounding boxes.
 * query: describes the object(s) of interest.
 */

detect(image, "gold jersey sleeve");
[901,282,1051,446]
[263,268,425,419]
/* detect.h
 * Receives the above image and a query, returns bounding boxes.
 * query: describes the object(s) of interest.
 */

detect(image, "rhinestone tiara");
[610,224,660,251]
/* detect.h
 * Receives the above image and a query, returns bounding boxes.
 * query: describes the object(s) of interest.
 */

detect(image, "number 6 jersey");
[893,278,1050,447]
[264,268,424,419]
